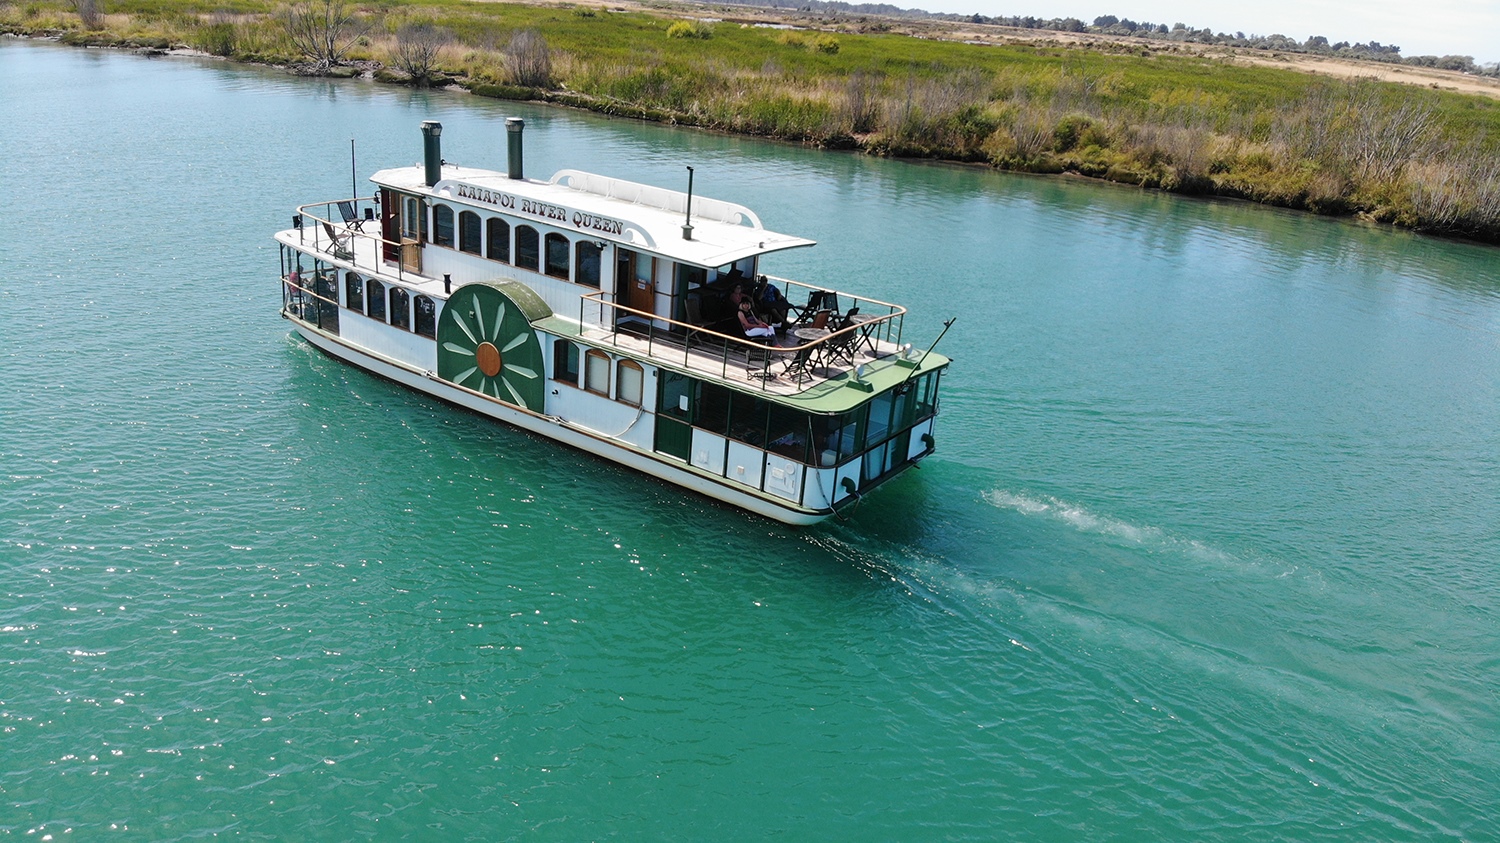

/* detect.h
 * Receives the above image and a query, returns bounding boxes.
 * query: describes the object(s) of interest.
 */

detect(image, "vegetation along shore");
[8,0,1500,243]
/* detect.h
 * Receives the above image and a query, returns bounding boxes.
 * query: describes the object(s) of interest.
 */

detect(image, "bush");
[666,20,710,40]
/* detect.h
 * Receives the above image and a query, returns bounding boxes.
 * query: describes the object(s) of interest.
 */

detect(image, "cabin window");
[575,241,603,288]
[366,279,386,320]
[616,360,644,407]
[553,339,580,385]
[344,272,363,311]
[458,211,482,254]
[865,389,895,446]
[765,403,810,463]
[584,349,610,396]
[487,218,510,263]
[515,225,539,271]
[727,391,768,447]
[433,204,454,247]
[389,287,410,330]
[402,196,423,241]
[696,382,731,436]
[913,371,939,420]
[544,233,570,279]
[414,295,436,338]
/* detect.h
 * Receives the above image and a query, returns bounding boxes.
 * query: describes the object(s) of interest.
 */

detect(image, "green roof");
[531,315,948,414]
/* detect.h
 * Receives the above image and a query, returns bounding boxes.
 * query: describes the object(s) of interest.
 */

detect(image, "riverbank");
[7,0,1500,243]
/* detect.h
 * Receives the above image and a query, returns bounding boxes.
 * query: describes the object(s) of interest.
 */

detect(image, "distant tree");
[1305,35,1329,51]
[282,0,363,71]
[505,29,552,88]
[394,23,450,85]
[1092,15,1118,27]
[1436,55,1476,72]
[70,0,104,29]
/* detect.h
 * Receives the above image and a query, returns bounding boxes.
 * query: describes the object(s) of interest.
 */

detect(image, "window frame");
[553,338,580,385]
[414,294,437,338]
[544,232,570,280]
[575,240,603,288]
[366,279,386,320]
[432,204,455,248]
[616,359,644,407]
[583,349,611,397]
[515,225,539,271]
[345,271,363,311]
[389,287,410,330]
[458,210,482,255]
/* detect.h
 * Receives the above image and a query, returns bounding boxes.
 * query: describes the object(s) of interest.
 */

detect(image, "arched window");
[345,271,363,311]
[389,287,410,330]
[486,218,510,263]
[616,360,644,407]
[553,338,579,385]
[459,211,482,254]
[432,204,454,247]
[575,241,602,288]
[414,295,436,338]
[366,279,386,320]
[584,349,610,396]
[544,233,570,279]
[515,225,539,271]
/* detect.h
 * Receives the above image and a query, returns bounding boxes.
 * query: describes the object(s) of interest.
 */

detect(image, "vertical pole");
[350,138,357,204]
[682,166,695,241]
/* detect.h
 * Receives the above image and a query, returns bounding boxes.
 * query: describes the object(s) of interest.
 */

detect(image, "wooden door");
[619,250,655,317]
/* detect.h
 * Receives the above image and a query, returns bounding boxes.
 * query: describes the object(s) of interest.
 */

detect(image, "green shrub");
[666,20,710,40]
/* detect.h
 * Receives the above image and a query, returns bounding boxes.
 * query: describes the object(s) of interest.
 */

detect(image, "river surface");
[3,40,1498,840]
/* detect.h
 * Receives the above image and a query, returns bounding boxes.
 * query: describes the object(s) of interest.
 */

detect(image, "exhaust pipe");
[421,120,442,187]
[506,117,524,180]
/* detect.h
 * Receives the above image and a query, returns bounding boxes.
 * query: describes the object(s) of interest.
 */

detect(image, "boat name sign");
[454,184,626,236]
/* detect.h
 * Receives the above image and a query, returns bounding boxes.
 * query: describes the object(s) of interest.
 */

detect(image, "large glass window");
[544,233,570,279]
[515,226,539,271]
[553,339,579,385]
[765,403,810,463]
[459,211,482,254]
[366,279,386,320]
[616,360,644,407]
[865,389,895,446]
[727,391,767,447]
[487,218,510,262]
[696,382,732,435]
[584,349,610,396]
[414,295,436,337]
[576,241,603,288]
[433,204,454,247]
[344,272,363,311]
[389,287,410,330]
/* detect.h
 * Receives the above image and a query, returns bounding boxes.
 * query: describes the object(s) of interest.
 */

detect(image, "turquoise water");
[3,40,1499,839]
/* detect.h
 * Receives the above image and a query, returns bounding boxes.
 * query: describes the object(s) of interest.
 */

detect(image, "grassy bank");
[8,0,1500,242]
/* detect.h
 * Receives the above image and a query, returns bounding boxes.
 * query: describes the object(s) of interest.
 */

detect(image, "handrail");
[294,197,414,285]
[578,291,904,394]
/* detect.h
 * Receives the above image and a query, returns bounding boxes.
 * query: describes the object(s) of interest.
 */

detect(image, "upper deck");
[278,158,945,409]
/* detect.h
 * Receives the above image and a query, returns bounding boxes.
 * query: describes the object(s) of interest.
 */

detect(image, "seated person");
[737,300,777,339]
[758,279,791,328]
[728,282,751,311]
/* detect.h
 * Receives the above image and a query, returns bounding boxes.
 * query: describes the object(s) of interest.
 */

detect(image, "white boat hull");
[290,320,837,525]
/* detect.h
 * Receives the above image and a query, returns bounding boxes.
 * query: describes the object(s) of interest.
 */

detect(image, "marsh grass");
[9,0,1500,239]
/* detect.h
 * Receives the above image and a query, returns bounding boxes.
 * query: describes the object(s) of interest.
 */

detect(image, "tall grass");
[8,0,1500,240]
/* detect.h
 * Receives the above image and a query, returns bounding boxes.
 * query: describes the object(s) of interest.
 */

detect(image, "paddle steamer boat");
[276,119,949,524]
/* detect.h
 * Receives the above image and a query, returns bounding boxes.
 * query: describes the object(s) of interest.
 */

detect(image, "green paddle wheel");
[436,281,552,411]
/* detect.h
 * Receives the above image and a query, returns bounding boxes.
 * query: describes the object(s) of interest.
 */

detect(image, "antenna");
[682,165,695,241]
[896,317,956,393]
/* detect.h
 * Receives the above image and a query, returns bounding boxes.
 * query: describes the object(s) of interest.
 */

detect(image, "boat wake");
[980,488,1283,575]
